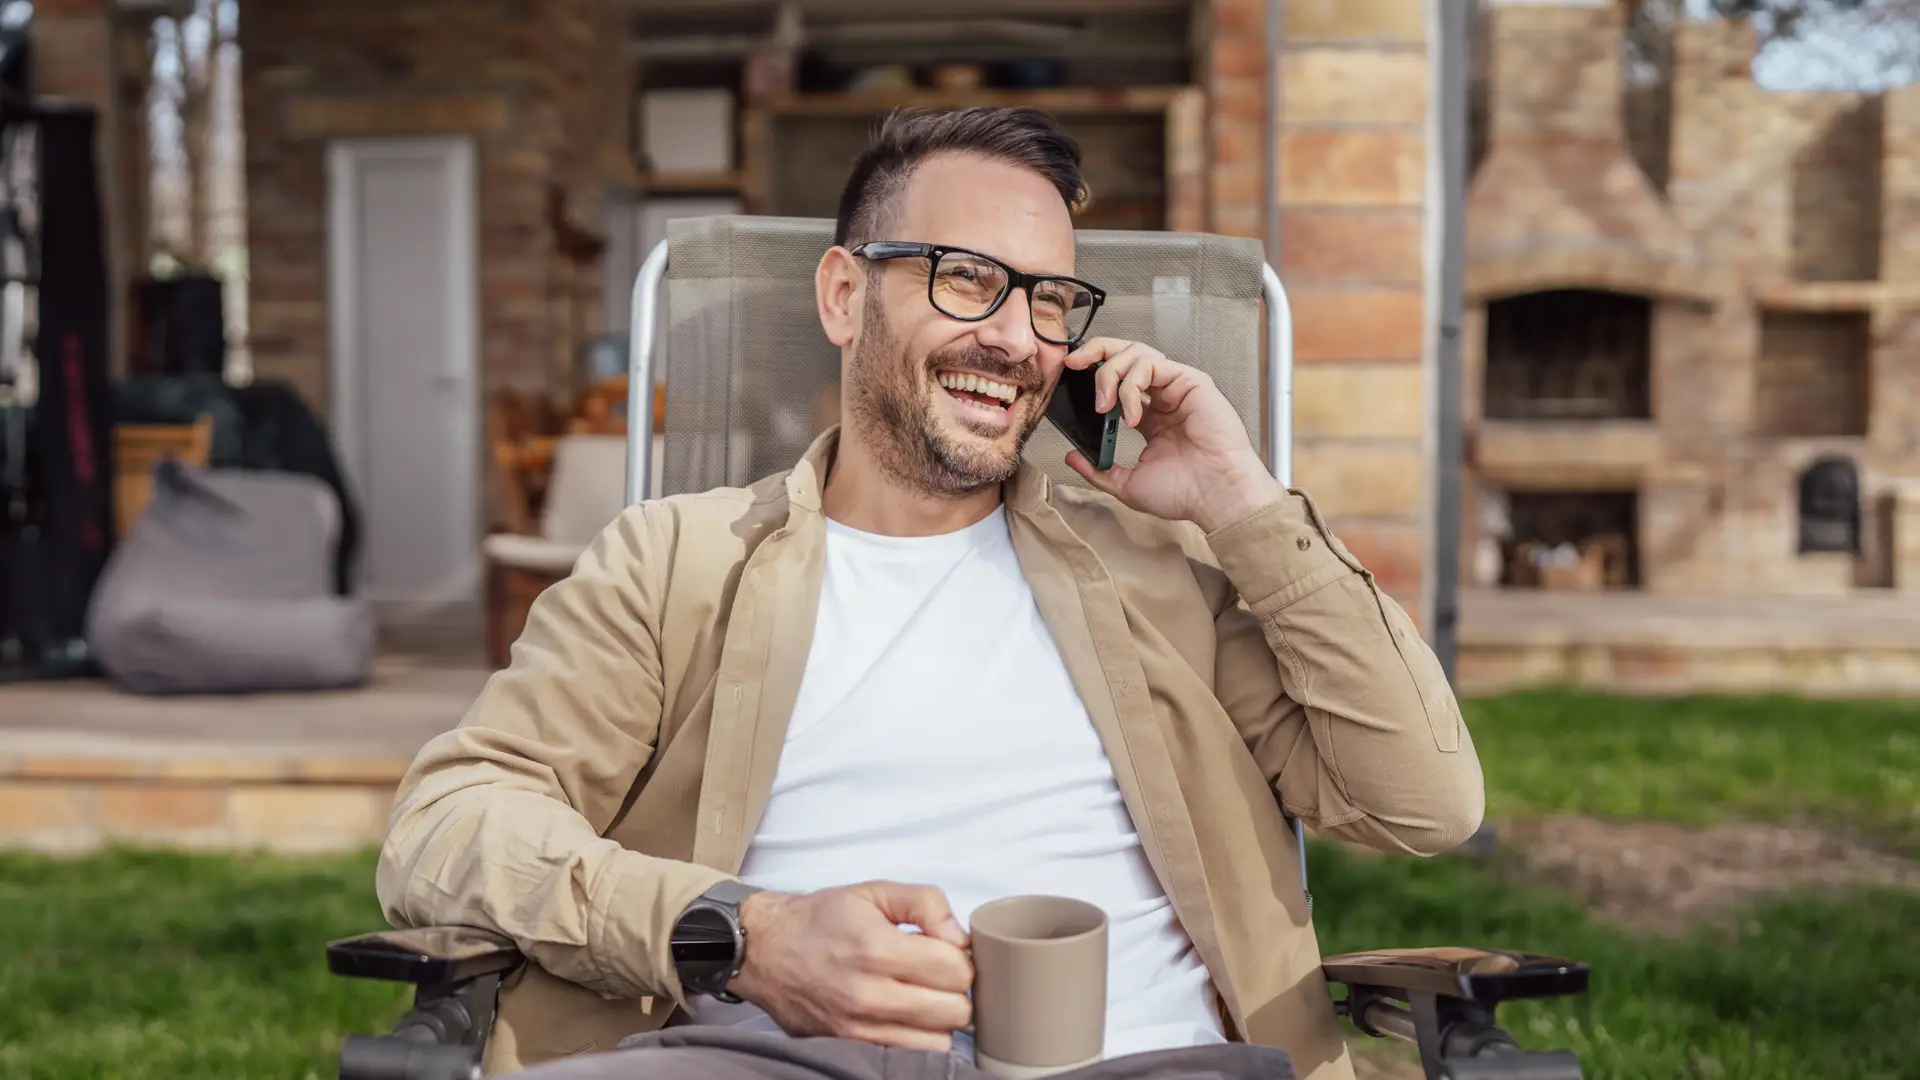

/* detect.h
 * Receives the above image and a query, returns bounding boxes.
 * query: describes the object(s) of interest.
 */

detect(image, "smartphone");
[1045,361,1121,472]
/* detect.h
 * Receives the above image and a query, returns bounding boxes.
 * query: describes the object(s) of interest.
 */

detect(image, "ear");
[816,246,861,349]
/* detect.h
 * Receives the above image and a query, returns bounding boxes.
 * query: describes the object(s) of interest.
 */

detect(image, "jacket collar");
[782,425,1056,524]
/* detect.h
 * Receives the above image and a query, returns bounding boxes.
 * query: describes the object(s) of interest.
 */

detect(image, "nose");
[972,285,1040,360]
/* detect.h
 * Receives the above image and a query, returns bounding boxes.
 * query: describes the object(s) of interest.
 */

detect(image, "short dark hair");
[833,106,1088,249]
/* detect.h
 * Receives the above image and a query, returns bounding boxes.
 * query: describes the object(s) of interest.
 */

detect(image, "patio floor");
[0,634,491,855]
[0,654,489,762]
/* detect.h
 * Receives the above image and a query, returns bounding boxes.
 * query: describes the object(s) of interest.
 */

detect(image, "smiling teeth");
[937,372,1019,402]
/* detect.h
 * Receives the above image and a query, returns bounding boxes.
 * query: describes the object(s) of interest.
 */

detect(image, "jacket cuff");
[1204,491,1368,616]
[589,852,734,1005]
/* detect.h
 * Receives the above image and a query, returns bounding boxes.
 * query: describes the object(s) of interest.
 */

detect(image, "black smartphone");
[1045,361,1121,471]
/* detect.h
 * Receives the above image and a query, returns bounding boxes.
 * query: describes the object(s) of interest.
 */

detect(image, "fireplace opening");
[1798,455,1862,555]
[1501,490,1639,590]
[1484,289,1653,421]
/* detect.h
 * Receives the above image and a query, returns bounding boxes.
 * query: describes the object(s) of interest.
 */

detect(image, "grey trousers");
[513,1028,1296,1080]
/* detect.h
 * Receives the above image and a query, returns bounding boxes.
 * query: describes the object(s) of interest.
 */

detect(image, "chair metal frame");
[325,221,1590,1080]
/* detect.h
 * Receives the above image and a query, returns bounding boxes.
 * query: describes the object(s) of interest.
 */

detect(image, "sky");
[1693,0,1920,90]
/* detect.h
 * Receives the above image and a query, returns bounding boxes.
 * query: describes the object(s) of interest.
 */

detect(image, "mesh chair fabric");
[657,215,1268,497]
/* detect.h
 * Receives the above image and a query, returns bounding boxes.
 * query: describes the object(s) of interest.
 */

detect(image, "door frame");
[325,134,481,607]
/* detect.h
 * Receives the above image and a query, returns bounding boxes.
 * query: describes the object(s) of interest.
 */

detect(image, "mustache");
[924,345,1042,392]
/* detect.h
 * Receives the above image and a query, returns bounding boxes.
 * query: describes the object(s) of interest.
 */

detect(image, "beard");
[845,286,1046,497]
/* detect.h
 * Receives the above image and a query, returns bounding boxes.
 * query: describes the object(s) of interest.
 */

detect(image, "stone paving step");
[0,656,488,854]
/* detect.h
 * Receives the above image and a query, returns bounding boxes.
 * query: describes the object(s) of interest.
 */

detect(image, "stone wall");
[1462,3,1920,598]
[1790,98,1883,282]
[1274,0,1435,620]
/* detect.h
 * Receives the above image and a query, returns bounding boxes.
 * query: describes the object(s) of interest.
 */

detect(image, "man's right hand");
[725,881,974,1051]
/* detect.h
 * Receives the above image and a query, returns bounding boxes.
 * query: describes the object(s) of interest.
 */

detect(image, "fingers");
[860,881,969,948]
[1066,449,1132,500]
[872,929,974,993]
[844,1021,957,1054]
[852,976,974,1033]
[1083,342,1181,429]
[1119,360,1155,429]
[1062,336,1123,370]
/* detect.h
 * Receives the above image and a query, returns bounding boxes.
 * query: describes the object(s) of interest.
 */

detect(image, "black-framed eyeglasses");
[850,241,1107,347]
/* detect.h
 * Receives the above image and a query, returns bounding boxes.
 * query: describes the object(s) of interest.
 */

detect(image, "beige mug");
[968,895,1109,1080]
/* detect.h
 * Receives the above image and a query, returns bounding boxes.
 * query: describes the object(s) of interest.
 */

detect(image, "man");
[378,106,1483,1080]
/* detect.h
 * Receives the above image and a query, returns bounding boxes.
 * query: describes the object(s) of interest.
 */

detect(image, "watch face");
[673,902,740,991]
[677,904,733,939]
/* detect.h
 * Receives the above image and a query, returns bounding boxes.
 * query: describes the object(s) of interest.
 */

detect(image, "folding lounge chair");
[325,217,1592,1080]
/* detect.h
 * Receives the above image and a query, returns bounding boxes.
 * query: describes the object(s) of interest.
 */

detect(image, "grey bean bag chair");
[86,460,375,695]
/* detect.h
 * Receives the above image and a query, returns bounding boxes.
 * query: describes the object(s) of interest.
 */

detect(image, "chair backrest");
[653,215,1271,498]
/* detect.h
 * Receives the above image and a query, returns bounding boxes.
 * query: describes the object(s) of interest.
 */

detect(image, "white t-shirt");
[683,507,1225,1060]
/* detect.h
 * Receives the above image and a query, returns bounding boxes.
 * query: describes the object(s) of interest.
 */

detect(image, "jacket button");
[1296,536,1312,551]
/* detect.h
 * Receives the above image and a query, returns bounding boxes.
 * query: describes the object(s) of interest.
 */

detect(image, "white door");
[327,137,479,607]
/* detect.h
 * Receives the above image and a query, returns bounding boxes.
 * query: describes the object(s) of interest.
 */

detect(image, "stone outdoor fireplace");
[1501,490,1640,591]
[1457,3,1920,601]
[1483,288,1653,420]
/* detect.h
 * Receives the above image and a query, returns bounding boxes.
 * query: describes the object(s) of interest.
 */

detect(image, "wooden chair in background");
[480,382,658,669]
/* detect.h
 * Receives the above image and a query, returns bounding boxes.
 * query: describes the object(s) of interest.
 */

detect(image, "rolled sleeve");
[1199,490,1485,856]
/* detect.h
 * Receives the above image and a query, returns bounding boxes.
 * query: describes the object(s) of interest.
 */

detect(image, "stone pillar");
[1203,0,1266,239]
[30,0,129,375]
[1892,482,1920,594]
[1874,87,1920,452]
[1274,0,1435,624]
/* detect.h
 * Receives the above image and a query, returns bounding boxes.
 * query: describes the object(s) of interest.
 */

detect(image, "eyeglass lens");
[929,251,1096,344]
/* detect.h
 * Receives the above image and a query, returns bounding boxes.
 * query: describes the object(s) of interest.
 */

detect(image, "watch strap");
[702,879,764,908]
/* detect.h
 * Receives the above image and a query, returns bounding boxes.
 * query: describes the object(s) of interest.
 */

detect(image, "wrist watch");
[670,880,763,1003]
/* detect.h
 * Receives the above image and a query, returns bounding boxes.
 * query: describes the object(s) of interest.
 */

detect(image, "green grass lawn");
[0,847,403,1080]
[1466,684,1920,853]
[1,689,1917,1080]
[1468,689,1920,856]
[1314,844,1920,1080]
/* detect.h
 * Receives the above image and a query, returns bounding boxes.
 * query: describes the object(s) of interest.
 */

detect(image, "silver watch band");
[703,879,764,907]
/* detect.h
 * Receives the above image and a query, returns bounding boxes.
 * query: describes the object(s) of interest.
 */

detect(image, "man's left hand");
[1060,338,1286,533]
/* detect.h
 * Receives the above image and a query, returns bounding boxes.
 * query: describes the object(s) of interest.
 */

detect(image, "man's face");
[843,154,1079,496]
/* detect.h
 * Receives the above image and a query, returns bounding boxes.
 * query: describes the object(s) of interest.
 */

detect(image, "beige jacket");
[377,429,1484,1080]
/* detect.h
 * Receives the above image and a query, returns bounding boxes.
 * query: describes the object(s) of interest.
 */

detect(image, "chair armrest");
[1321,947,1589,1080]
[327,928,526,1080]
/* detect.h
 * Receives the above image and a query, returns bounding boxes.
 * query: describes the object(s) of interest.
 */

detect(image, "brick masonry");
[1273,0,1436,621]
[1462,3,1920,597]
[0,754,405,854]
[1204,0,1267,240]
[240,0,627,416]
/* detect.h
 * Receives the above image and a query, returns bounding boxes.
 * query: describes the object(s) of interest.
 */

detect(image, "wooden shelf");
[738,84,1204,228]
[756,87,1186,116]
[642,170,745,195]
